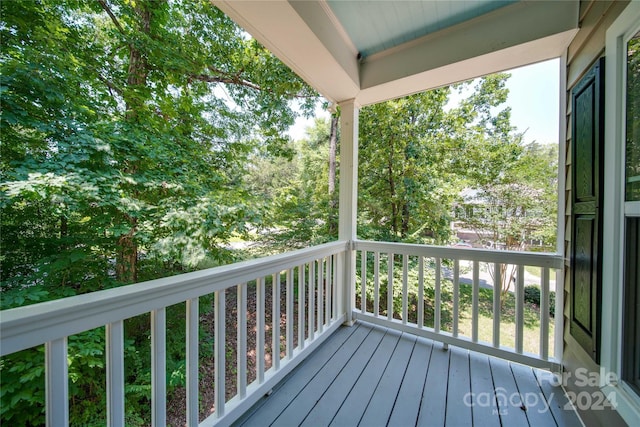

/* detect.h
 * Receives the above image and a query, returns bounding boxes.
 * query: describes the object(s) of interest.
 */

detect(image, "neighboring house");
[454,186,552,250]
[2,1,638,426]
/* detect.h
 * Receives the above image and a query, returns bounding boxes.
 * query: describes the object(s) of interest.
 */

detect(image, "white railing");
[0,241,348,427]
[1,239,565,426]
[353,240,564,370]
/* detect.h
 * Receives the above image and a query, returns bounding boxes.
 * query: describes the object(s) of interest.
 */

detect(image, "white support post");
[318,261,324,332]
[493,263,502,348]
[151,308,166,427]
[540,267,550,360]
[374,252,380,317]
[257,277,265,383]
[418,256,424,328]
[472,261,480,342]
[555,51,567,366]
[309,261,315,341]
[434,258,441,333]
[45,338,68,427]
[186,299,199,427]
[272,273,281,371]
[332,255,338,320]
[298,265,305,350]
[453,259,460,338]
[338,99,359,326]
[515,265,525,354]
[554,268,564,362]
[106,321,125,427]
[237,284,247,398]
[387,254,394,321]
[402,254,409,325]
[286,269,294,359]
[361,250,367,314]
[214,290,226,418]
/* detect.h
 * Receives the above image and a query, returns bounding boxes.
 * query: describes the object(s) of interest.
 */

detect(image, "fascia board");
[357,0,579,105]
[213,0,359,103]
[357,28,578,106]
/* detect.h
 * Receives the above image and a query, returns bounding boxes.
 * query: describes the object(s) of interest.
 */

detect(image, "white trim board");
[602,2,640,425]
[214,0,579,106]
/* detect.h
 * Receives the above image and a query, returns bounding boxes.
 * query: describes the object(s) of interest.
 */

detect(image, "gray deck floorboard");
[299,326,386,427]
[468,351,501,427]
[416,342,450,426]
[445,346,473,426]
[235,320,583,427]
[490,356,530,425]
[534,369,585,427]
[329,329,402,427]
[271,325,372,426]
[511,362,558,426]
[387,336,433,427]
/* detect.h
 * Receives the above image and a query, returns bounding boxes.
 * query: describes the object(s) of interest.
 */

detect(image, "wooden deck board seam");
[321,329,394,426]
[413,336,438,427]
[384,334,419,427]
[347,330,405,427]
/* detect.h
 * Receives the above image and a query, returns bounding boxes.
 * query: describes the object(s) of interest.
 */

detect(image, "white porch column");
[338,99,359,325]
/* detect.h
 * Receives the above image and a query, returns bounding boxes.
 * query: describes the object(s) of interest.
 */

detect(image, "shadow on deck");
[234,321,582,427]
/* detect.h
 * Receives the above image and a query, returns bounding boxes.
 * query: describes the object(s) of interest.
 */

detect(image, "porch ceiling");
[214,0,579,106]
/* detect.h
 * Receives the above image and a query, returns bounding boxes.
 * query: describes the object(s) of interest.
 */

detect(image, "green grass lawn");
[525,265,542,278]
[359,279,554,357]
[454,284,554,356]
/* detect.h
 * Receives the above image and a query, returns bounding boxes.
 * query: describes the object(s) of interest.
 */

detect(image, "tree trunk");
[115,2,151,283]
[388,137,398,237]
[116,218,138,283]
[328,114,338,236]
[401,202,410,237]
[60,215,68,238]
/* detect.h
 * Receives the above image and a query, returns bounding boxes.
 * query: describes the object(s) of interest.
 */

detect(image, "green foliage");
[1,0,317,424]
[355,75,528,245]
[249,73,557,256]
[524,285,556,317]
[458,140,558,250]
[0,348,45,426]
[0,1,559,424]
[625,34,640,200]
[358,89,461,243]
[247,117,338,250]
[356,257,554,340]
[1,0,317,297]
[524,284,541,305]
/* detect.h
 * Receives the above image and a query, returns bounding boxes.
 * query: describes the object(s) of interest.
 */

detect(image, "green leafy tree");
[1,0,316,424]
[358,89,454,242]
[357,75,513,243]
[1,0,316,297]
[459,140,558,296]
[246,116,338,249]
[626,33,640,200]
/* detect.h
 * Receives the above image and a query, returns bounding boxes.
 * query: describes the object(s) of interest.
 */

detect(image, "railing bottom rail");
[353,312,560,371]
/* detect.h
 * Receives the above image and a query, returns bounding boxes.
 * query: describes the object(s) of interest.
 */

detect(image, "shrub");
[524,285,541,305]
[524,285,555,317]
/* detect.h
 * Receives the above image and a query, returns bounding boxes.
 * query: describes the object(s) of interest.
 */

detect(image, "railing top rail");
[0,240,348,356]
[354,240,564,269]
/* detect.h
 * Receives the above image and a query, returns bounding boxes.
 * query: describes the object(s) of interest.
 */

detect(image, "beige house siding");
[563,1,629,426]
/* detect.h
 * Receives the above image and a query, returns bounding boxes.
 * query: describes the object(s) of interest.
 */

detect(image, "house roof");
[213,0,579,106]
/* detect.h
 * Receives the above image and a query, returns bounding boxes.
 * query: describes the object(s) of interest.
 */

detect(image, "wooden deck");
[234,321,583,427]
